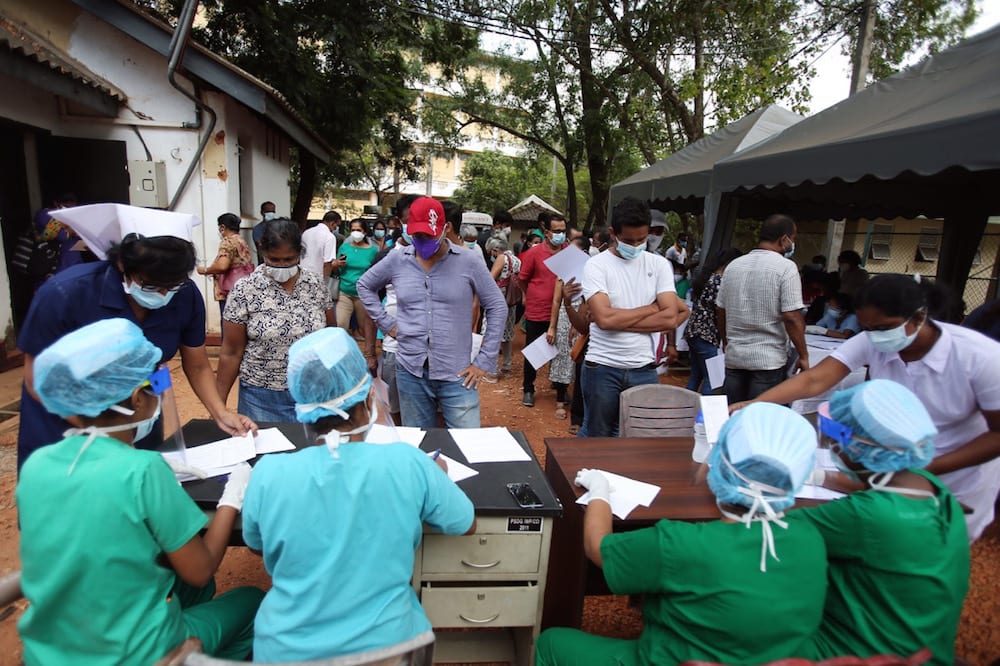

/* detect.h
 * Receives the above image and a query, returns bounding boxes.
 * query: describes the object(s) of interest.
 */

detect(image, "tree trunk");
[292,151,316,225]
[575,0,611,229]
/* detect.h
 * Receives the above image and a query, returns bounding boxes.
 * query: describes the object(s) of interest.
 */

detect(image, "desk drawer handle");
[460,558,501,569]
[459,612,500,624]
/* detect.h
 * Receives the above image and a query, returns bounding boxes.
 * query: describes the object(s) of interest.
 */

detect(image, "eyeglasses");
[137,282,183,293]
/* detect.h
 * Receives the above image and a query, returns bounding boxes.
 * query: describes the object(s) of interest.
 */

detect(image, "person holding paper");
[790,380,968,664]
[16,204,256,471]
[518,212,569,408]
[579,197,688,437]
[243,327,475,661]
[535,403,827,665]
[17,318,262,665]
[357,197,506,428]
[684,248,742,395]
[737,274,1000,541]
[546,235,590,421]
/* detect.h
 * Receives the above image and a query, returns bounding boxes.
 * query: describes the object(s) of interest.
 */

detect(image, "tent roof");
[713,23,1000,213]
[609,105,803,213]
[508,194,562,221]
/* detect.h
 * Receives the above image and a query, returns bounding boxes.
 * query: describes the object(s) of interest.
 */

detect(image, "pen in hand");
[429,449,442,460]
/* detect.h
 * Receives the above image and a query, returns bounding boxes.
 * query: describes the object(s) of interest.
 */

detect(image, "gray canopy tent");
[608,105,803,223]
[706,23,1000,294]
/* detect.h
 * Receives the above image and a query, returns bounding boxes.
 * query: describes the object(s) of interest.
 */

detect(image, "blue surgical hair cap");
[707,403,816,513]
[33,318,161,418]
[287,327,372,423]
[829,379,936,473]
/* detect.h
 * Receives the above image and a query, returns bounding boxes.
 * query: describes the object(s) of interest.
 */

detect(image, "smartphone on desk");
[507,482,544,508]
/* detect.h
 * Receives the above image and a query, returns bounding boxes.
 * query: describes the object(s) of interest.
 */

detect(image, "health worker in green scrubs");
[791,379,969,665]
[535,403,828,665]
[16,319,263,666]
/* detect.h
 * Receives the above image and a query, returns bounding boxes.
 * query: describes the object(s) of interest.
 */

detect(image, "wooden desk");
[541,436,716,629]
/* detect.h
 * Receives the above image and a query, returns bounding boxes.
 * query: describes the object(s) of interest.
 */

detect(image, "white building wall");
[0,0,297,335]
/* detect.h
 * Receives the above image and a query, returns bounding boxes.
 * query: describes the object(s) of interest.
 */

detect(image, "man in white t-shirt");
[717,214,807,403]
[300,212,339,277]
[580,197,689,437]
[663,231,689,283]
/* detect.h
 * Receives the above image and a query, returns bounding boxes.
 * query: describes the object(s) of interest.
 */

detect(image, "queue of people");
[10,198,998,665]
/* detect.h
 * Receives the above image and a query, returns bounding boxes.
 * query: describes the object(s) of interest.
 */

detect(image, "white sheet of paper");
[796,484,846,501]
[674,319,690,352]
[161,452,241,482]
[183,431,256,470]
[253,427,296,454]
[815,449,839,471]
[575,470,661,519]
[471,333,484,363]
[438,454,479,483]
[699,395,730,445]
[543,244,590,284]
[522,335,559,370]
[366,423,403,444]
[395,427,428,448]
[450,427,530,464]
[805,334,844,350]
[706,350,726,389]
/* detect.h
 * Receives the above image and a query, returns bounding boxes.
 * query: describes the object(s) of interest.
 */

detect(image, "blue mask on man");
[617,241,644,261]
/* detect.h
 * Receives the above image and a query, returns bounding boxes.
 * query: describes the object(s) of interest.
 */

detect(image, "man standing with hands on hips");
[358,197,507,429]
[579,197,688,437]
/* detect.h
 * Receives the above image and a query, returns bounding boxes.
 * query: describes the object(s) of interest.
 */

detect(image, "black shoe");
[522,391,535,407]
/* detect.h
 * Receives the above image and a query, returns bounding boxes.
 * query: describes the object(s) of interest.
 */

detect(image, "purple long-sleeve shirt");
[357,242,507,381]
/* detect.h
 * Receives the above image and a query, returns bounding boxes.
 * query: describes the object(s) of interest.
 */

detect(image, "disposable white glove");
[574,468,613,505]
[218,462,252,511]
[805,325,828,336]
[808,468,827,486]
[165,457,209,480]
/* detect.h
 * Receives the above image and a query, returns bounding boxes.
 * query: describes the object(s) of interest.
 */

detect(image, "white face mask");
[65,393,162,475]
[647,235,663,251]
[867,312,924,353]
[265,264,299,283]
[350,230,365,243]
[318,397,378,459]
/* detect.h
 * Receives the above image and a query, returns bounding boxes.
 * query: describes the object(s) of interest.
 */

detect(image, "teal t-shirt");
[242,442,474,661]
[600,518,828,665]
[339,242,378,297]
[789,470,969,665]
[17,435,207,666]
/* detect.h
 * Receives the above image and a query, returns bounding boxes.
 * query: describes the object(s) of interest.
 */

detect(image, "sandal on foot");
[555,403,568,420]
[568,424,580,435]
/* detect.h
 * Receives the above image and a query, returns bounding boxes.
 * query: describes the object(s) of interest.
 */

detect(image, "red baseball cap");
[407,197,445,237]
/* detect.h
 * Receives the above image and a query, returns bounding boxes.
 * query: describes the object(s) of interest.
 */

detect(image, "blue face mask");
[123,281,177,309]
[617,240,644,261]
[464,241,478,250]
[374,229,386,238]
[551,232,566,245]
[867,313,923,353]
[133,394,161,443]
[678,241,687,248]
[401,227,413,245]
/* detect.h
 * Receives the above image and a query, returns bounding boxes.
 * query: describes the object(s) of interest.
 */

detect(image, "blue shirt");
[242,442,474,661]
[816,310,859,334]
[17,261,206,467]
[357,241,507,380]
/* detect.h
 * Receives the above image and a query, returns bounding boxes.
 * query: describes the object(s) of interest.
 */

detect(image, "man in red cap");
[358,197,507,428]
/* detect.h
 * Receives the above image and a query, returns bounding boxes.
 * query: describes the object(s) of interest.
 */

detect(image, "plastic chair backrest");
[181,630,435,666]
[619,384,700,438]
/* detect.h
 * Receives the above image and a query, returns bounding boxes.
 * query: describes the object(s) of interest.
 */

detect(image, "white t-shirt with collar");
[582,249,676,368]
[831,321,1000,540]
[300,223,337,276]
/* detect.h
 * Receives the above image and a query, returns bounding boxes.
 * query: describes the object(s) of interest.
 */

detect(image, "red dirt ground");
[0,327,997,664]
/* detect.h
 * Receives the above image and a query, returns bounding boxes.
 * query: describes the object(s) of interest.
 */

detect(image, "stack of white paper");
[699,395,730,444]
[163,431,257,481]
[575,470,661,519]
[796,485,846,501]
[450,427,530,464]
[542,244,590,284]
[253,428,296,454]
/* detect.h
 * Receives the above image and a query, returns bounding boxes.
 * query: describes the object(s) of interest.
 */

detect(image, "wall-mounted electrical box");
[128,160,168,208]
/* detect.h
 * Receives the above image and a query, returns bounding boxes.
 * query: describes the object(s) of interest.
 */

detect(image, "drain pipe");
[166,0,216,211]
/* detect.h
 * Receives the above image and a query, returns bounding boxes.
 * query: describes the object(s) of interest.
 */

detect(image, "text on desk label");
[506,516,543,533]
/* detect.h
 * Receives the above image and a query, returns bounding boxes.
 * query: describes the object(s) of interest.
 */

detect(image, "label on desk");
[506,516,543,533]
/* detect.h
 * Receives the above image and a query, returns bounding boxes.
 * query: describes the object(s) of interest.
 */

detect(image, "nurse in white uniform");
[739,273,1000,540]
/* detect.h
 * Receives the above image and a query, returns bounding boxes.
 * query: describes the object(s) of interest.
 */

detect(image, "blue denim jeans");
[237,380,298,423]
[686,336,720,396]
[579,361,659,437]
[396,367,480,429]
